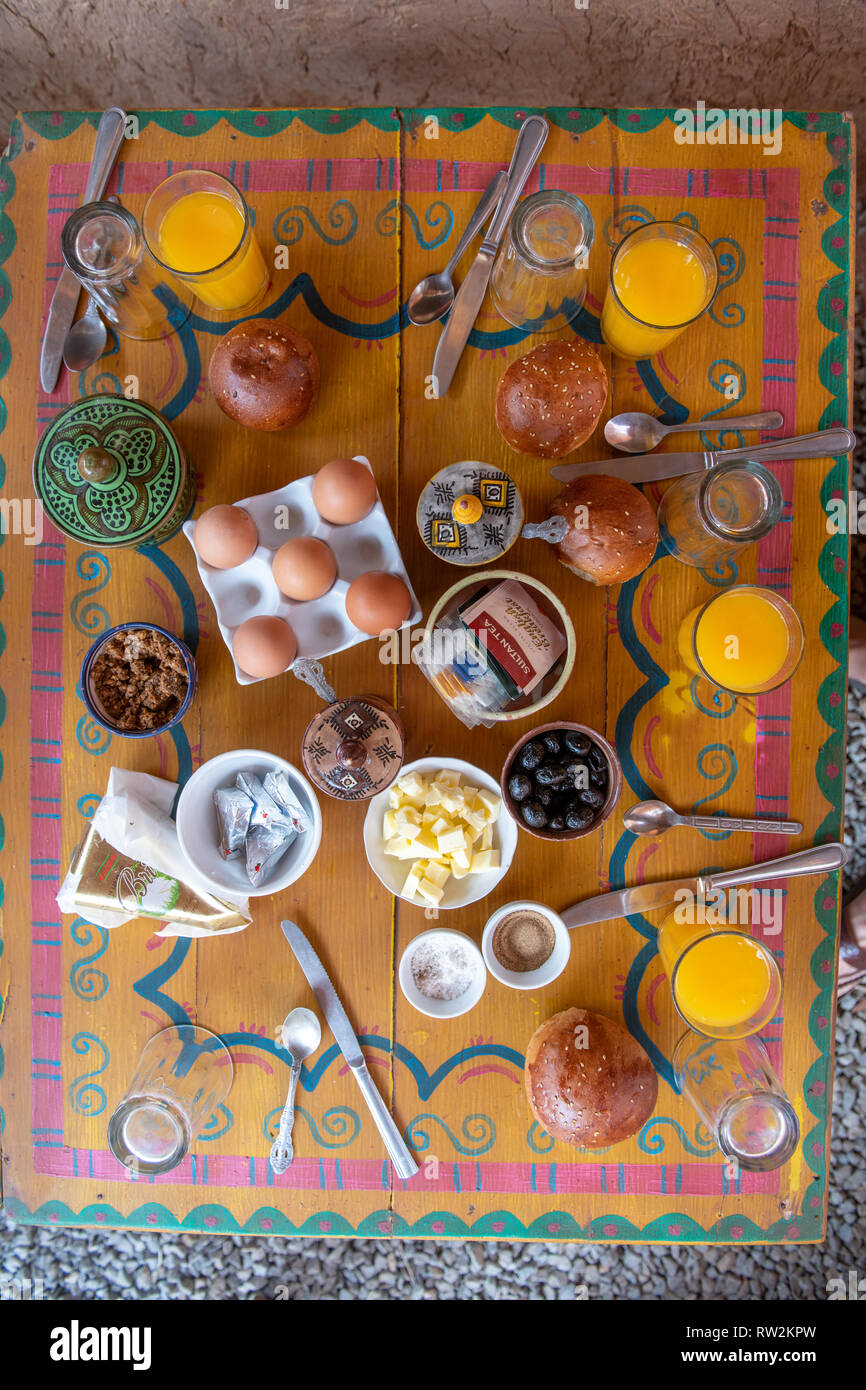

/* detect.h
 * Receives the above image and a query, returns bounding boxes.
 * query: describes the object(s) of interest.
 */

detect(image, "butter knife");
[560,842,848,931]
[281,920,419,1180]
[40,106,127,393]
[548,427,857,485]
[431,114,549,396]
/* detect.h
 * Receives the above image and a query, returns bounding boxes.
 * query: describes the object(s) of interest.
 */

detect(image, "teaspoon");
[605,410,784,454]
[269,1006,321,1174]
[407,170,507,326]
[623,799,802,838]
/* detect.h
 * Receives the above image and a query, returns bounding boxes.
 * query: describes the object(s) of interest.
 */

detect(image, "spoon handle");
[269,1059,302,1174]
[667,411,784,437]
[444,170,508,277]
[682,813,803,835]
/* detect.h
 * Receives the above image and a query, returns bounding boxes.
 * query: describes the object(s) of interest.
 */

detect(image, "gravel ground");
[1,208,863,1306]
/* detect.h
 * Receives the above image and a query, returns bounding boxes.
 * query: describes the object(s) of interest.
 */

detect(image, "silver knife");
[549,427,857,485]
[432,114,549,396]
[40,107,127,393]
[561,842,848,931]
[281,919,419,1180]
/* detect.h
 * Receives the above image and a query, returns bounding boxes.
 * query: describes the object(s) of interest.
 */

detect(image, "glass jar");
[658,459,784,570]
[61,201,193,341]
[490,190,594,332]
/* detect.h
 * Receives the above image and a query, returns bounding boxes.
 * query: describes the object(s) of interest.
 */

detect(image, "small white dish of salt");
[398,928,487,1019]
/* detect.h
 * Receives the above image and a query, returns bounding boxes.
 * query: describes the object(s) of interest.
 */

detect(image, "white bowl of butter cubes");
[363,757,517,909]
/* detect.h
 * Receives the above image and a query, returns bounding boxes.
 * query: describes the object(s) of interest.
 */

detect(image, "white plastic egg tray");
[183,456,422,685]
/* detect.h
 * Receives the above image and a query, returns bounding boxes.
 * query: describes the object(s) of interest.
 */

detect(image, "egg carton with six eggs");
[183,456,422,685]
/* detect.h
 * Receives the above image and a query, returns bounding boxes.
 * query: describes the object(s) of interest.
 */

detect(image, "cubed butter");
[469,849,500,874]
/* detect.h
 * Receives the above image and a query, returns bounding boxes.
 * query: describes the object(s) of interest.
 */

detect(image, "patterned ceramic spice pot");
[301,696,404,801]
[32,393,195,548]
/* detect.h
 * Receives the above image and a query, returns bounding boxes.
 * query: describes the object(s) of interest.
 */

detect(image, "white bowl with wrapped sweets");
[362,756,517,910]
[176,749,322,898]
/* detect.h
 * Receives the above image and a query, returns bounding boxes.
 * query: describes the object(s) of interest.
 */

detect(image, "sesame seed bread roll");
[208,318,319,431]
[548,474,658,585]
[524,1007,658,1149]
[495,339,608,457]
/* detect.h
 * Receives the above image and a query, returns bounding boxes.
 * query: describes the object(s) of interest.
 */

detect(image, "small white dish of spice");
[482,900,570,990]
[398,928,486,1019]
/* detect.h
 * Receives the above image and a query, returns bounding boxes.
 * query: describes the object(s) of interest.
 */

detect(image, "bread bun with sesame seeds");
[495,339,608,457]
[208,318,319,431]
[524,1007,657,1149]
[548,474,658,585]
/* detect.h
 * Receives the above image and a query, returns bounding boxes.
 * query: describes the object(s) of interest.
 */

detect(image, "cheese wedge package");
[57,766,251,937]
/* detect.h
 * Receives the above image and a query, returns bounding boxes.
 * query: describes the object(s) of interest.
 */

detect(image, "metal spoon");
[62,293,108,372]
[407,169,508,326]
[269,1006,321,1175]
[605,410,784,454]
[623,799,802,838]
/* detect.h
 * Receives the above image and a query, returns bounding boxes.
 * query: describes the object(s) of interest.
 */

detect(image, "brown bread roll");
[549,474,658,585]
[495,339,608,457]
[524,1007,657,1148]
[209,319,319,431]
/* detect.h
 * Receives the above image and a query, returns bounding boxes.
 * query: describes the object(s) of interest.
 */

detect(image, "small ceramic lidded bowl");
[398,928,487,1019]
[482,900,570,990]
[501,721,622,841]
[80,622,197,739]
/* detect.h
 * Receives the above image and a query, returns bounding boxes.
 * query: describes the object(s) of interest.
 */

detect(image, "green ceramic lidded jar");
[33,393,195,548]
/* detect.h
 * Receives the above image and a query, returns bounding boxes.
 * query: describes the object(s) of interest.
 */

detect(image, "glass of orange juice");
[658,908,782,1040]
[143,170,269,312]
[677,585,805,696]
[600,220,718,359]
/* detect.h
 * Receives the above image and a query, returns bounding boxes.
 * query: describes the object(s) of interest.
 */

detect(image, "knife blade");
[281,919,418,1180]
[549,427,858,485]
[432,114,548,397]
[40,107,127,394]
[561,842,848,930]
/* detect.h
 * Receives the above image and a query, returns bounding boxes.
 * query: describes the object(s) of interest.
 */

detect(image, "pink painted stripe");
[33,1148,776,1196]
[403,161,782,200]
[50,157,400,199]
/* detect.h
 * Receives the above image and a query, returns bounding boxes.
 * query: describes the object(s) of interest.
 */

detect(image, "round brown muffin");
[549,474,658,585]
[495,339,608,457]
[524,1007,657,1148]
[208,319,319,431]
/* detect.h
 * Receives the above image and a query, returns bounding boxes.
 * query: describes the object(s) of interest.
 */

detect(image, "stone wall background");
[0,0,862,176]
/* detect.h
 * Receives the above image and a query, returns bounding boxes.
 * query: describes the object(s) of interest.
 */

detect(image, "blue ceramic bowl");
[79,622,197,739]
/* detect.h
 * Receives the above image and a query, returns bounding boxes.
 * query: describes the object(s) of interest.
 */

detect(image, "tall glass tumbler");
[61,200,193,341]
[143,169,269,311]
[601,220,718,359]
[674,1030,800,1172]
[490,190,594,332]
[108,1025,233,1176]
[658,460,784,570]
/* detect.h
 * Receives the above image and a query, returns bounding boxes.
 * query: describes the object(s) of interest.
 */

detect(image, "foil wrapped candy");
[214,769,312,888]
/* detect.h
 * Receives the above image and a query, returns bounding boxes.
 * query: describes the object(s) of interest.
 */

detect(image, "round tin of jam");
[33,393,195,548]
[301,697,404,801]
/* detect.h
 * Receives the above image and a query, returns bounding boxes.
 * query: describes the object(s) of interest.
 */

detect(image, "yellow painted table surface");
[0,106,854,1242]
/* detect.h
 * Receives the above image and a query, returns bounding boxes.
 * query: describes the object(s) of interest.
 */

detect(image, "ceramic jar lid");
[32,393,194,548]
[301,697,404,801]
[416,462,523,565]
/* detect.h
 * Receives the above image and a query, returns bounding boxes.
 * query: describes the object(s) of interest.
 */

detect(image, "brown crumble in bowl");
[90,628,190,732]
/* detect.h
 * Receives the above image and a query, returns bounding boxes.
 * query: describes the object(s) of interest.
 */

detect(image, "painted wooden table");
[0,106,854,1243]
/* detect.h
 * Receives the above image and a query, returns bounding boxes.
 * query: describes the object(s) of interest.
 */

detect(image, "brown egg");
[346,571,412,636]
[193,505,258,569]
[272,537,337,601]
[232,615,297,679]
[312,457,378,525]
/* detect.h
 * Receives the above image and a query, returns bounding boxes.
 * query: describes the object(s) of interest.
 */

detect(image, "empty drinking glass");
[108,1025,232,1176]
[674,1030,800,1172]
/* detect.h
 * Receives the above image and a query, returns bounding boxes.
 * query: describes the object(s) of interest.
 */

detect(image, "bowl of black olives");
[500,722,622,841]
